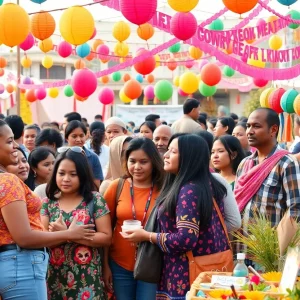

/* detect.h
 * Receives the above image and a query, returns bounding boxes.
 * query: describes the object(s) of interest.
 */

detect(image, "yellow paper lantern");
[260,87,274,108]
[21,56,32,68]
[0,3,30,48]
[30,10,56,41]
[168,0,199,12]
[119,88,132,103]
[114,42,129,57]
[173,76,180,87]
[189,46,203,60]
[155,54,160,68]
[247,51,265,68]
[42,55,53,69]
[48,87,59,98]
[113,21,131,42]
[294,95,300,115]
[179,72,199,94]
[59,6,94,46]
[269,35,282,50]
[38,38,53,53]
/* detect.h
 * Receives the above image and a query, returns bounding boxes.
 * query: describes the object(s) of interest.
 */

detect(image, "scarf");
[234,150,289,212]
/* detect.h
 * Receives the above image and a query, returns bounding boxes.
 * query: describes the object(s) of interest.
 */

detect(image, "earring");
[33,171,37,178]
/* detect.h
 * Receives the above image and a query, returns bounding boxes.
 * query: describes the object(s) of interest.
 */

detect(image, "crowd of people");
[0,98,299,300]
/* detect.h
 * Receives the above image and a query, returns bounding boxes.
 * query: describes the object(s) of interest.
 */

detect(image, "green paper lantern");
[281,89,298,113]
[112,71,122,82]
[286,10,300,29]
[199,82,217,97]
[154,80,173,102]
[64,85,74,97]
[208,18,224,31]
[223,66,235,77]
[169,43,181,53]
[0,0,3,6]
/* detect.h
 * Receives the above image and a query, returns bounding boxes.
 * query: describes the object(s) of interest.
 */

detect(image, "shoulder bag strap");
[112,178,126,229]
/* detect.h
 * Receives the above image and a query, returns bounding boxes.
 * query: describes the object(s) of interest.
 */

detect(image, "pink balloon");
[198,59,209,71]
[58,41,73,58]
[178,88,189,97]
[171,12,197,41]
[185,60,194,69]
[256,18,266,27]
[97,44,110,60]
[20,33,35,51]
[98,87,114,105]
[144,85,155,99]
[0,84,4,94]
[35,88,47,100]
[253,78,269,88]
[90,28,97,40]
[71,68,97,98]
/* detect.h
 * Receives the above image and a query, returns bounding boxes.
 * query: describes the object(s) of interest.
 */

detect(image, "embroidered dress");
[156,183,229,300]
[41,192,109,300]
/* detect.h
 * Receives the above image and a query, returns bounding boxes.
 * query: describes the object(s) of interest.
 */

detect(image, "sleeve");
[0,173,26,209]
[92,154,104,180]
[157,184,200,254]
[92,192,110,219]
[40,197,50,216]
[103,180,119,223]
[292,142,300,154]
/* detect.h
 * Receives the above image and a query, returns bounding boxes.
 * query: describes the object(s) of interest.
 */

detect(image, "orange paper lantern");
[167,58,177,71]
[0,57,7,68]
[26,89,37,102]
[21,56,32,68]
[86,52,95,61]
[30,10,55,41]
[189,46,203,60]
[74,59,86,70]
[123,79,142,99]
[222,0,258,15]
[75,93,88,102]
[137,23,154,41]
[100,75,110,84]
[123,73,131,82]
[6,84,14,93]
[147,74,155,83]
[0,69,4,77]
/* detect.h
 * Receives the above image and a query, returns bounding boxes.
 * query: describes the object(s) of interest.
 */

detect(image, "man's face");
[62,118,68,132]
[191,106,200,121]
[153,127,172,156]
[154,118,162,127]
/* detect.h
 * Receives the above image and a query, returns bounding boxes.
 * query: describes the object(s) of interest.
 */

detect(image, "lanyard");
[130,181,154,226]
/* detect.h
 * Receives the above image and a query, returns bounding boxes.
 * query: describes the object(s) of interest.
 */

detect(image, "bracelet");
[149,232,154,244]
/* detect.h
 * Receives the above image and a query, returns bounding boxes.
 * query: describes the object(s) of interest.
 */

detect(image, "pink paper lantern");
[97,44,110,60]
[90,28,97,40]
[185,60,194,69]
[57,41,73,58]
[71,68,97,98]
[144,85,155,99]
[268,88,286,113]
[170,12,197,41]
[178,88,189,96]
[98,87,114,105]
[120,0,157,25]
[253,78,269,88]
[35,87,47,100]
[20,33,35,51]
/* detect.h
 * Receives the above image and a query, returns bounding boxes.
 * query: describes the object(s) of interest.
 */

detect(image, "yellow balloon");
[260,87,274,108]
[173,76,180,87]
[119,88,132,103]
[113,21,131,42]
[179,72,199,94]
[59,6,94,46]
[168,0,199,12]
[48,87,59,98]
[42,55,53,69]
[38,38,53,53]
[197,74,201,82]
[189,46,203,60]
[155,54,160,68]
[293,95,300,115]
[21,56,32,68]
[247,51,265,68]
[269,35,282,50]
[114,42,129,57]
[0,3,30,48]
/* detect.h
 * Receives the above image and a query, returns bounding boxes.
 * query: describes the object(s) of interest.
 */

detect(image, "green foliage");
[243,89,263,117]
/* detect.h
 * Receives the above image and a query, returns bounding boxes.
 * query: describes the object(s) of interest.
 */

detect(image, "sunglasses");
[57,146,85,155]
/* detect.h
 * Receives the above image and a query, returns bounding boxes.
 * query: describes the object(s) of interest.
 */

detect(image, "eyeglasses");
[57,146,85,155]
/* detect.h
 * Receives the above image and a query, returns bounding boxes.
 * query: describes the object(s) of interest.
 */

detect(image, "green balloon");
[154,80,173,102]
[64,85,74,97]
[169,43,181,53]
[223,66,235,77]
[0,0,3,5]
[208,19,224,31]
[199,82,217,97]
[112,72,122,82]
[287,10,300,29]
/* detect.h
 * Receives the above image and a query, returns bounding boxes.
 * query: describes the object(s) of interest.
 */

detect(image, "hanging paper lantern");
[267,16,279,32]
[0,57,7,68]
[144,85,155,99]
[178,88,189,97]
[86,52,95,61]
[256,18,266,27]
[293,95,300,115]
[72,68,97,98]
[97,44,110,61]
[20,33,35,51]
[74,59,86,70]
[31,10,55,41]
[247,51,265,68]
[120,0,157,25]
[133,49,156,75]
[269,35,283,50]
[154,80,173,102]
[253,78,269,88]
[38,38,53,53]
[260,88,274,108]
[170,12,197,41]
[173,76,180,87]
[199,82,217,97]
[137,23,154,41]
[277,0,298,6]
[35,88,47,100]
[245,26,256,44]
[0,3,30,48]
[57,41,73,58]
[223,66,235,77]
[167,0,199,12]
[286,10,300,29]
[123,73,131,82]
[179,72,199,94]
[30,0,47,3]
[100,76,110,84]
[113,21,131,42]
[201,63,222,86]
[169,43,181,53]
[281,89,298,113]
[208,19,224,31]
[136,74,144,83]
[98,87,114,105]
[124,79,142,99]
[167,58,177,71]
[185,60,194,69]
[21,56,32,68]
[26,89,37,102]
[189,46,203,60]
[48,87,59,98]
[147,74,154,84]
[119,88,132,103]
[268,88,286,113]
[6,84,14,94]
[222,0,258,14]
[92,39,103,52]
[114,42,129,57]
[76,43,91,58]
[59,6,94,45]
[112,72,122,82]
[42,56,53,69]
[64,85,74,97]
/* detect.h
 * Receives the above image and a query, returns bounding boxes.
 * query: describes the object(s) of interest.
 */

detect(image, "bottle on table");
[233,253,249,277]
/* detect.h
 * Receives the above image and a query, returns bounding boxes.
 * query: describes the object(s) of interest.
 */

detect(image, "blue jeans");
[109,259,157,300]
[0,246,49,300]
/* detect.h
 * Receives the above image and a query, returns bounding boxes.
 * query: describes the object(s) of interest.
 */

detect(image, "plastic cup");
[121,220,142,233]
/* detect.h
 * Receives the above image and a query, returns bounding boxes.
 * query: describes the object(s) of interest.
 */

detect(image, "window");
[40,65,66,79]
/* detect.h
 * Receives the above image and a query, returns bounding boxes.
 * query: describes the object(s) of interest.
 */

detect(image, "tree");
[244,88,263,117]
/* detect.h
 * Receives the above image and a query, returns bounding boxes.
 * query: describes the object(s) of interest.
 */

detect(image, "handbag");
[187,199,234,284]
[134,204,163,283]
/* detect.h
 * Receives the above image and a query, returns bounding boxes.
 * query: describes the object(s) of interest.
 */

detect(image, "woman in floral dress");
[41,147,112,299]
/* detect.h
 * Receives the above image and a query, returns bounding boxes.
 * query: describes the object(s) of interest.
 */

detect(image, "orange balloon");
[0,57,7,68]
[26,89,37,102]
[6,84,14,93]
[30,10,56,40]
[74,59,86,70]
[0,69,4,77]
[92,39,103,52]
[86,52,95,61]
[123,79,142,100]
[100,75,110,84]
[167,58,177,71]
[137,23,154,41]
[74,93,88,101]
[147,74,154,83]
[123,73,131,82]
[225,41,233,54]
[222,0,258,15]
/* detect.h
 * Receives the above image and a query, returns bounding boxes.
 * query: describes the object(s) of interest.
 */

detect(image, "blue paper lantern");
[136,74,144,83]
[76,43,91,58]
[30,0,47,3]
[281,89,298,113]
[277,0,297,6]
